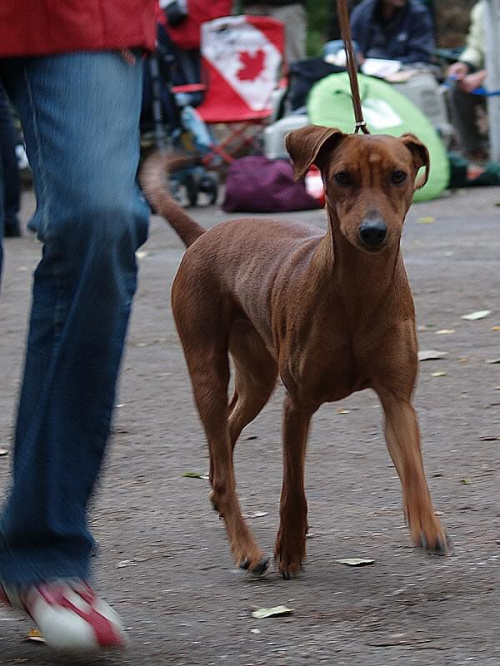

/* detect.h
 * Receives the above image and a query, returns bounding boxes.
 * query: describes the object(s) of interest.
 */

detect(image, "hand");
[459,69,487,93]
[447,61,469,81]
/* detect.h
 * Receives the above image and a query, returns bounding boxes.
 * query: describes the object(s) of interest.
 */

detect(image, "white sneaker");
[1,579,128,654]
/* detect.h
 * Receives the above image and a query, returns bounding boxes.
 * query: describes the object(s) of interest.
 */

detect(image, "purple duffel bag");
[222,156,322,213]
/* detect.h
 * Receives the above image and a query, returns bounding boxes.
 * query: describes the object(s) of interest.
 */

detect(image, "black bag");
[286,58,345,111]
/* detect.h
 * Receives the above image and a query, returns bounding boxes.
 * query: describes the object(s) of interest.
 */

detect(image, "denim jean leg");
[0,83,21,229]
[0,119,4,272]
[0,52,149,585]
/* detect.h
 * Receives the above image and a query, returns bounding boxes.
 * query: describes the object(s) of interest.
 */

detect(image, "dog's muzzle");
[358,218,388,248]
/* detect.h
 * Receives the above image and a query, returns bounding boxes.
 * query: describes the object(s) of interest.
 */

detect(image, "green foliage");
[306,0,329,56]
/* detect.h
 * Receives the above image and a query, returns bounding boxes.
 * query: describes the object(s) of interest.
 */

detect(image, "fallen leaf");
[117,559,137,568]
[460,478,472,485]
[492,326,500,332]
[436,329,455,335]
[416,216,435,224]
[335,558,374,567]
[418,350,449,361]
[26,628,45,643]
[461,310,492,321]
[244,511,269,519]
[251,606,294,619]
[431,371,447,377]
[336,408,350,414]
[182,472,209,479]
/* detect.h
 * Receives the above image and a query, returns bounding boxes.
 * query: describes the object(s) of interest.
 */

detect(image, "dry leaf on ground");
[26,628,45,643]
[251,606,294,619]
[418,350,449,361]
[461,310,492,321]
[335,558,375,567]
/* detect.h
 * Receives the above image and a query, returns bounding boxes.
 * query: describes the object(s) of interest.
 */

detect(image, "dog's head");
[285,125,429,253]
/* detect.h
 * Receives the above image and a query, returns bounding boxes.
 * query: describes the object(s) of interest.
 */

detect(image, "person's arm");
[399,8,435,64]
[458,1,485,71]
[460,69,487,93]
[349,3,367,60]
[447,61,470,80]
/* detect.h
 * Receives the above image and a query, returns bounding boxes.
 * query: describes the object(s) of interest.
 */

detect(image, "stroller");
[141,24,219,207]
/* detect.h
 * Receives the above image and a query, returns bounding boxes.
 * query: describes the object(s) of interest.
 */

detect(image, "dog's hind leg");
[275,394,317,579]
[174,298,269,574]
[228,320,278,448]
[376,387,449,555]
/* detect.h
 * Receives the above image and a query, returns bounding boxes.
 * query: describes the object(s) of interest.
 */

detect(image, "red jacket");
[0,1,157,58]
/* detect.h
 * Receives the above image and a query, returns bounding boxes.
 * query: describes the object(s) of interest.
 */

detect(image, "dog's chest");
[280,333,373,402]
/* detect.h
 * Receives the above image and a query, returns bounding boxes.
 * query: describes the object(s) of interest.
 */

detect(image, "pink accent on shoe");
[1,580,127,654]
[32,582,126,649]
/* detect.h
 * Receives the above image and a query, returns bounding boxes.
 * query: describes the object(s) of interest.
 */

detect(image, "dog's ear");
[400,133,430,190]
[285,126,346,180]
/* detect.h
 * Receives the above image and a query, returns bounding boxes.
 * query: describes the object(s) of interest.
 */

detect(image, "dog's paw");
[274,530,306,579]
[409,514,450,556]
[276,558,303,580]
[239,555,270,576]
[418,530,451,556]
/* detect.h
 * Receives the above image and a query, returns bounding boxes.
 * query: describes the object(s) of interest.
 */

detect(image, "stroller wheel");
[199,173,219,205]
[185,174,199,207]
[169,179,183,204]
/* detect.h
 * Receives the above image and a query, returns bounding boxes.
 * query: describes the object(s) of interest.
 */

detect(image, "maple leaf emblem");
[236,48,266,81]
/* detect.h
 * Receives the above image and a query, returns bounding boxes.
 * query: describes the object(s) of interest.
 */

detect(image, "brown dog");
[140,126,449,578]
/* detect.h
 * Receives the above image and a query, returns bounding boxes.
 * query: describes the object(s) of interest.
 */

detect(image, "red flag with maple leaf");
[237,48,266,81]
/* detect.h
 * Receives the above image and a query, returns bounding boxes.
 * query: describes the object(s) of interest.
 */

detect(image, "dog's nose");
[359,219,387,247]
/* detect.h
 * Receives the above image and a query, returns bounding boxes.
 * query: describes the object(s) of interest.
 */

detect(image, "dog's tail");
[139,152,205,248]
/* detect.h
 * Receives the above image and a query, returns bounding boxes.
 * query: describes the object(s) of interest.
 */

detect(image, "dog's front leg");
[376,388,449,555]
[275,394,316,578]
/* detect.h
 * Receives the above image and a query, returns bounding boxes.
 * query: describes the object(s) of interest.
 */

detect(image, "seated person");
[350,0,435,65]
[446,1,488,162]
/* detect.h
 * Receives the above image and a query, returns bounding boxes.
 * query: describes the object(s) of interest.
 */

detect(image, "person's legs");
[0,51,149,586]
[447,84,488,159]
[0,83,21,237]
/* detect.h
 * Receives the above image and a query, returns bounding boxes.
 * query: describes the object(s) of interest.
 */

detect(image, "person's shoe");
[0,580,128,654]
[3,222,22,238]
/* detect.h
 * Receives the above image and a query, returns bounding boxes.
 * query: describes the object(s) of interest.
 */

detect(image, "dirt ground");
[1,185,500,666]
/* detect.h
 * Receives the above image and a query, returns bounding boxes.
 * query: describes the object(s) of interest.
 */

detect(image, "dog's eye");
[334,172,352,186]
[391,170,407,185]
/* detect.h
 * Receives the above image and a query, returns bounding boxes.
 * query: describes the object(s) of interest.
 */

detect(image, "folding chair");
[195,15,285,164]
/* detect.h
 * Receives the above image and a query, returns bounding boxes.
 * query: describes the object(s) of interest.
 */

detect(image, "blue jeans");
[0,52,149,585]
[0,82,20,233]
